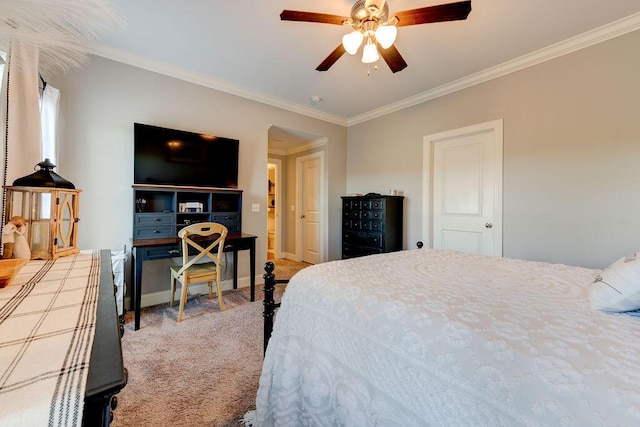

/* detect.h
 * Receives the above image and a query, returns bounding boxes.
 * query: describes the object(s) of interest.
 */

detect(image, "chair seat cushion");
[170,262,218,282]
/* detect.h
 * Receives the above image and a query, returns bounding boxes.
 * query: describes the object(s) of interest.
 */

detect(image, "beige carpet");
[112,259,309,427]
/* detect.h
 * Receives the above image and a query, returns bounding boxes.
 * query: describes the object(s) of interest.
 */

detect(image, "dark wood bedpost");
[263,261,277,356]
[263,262,288,356]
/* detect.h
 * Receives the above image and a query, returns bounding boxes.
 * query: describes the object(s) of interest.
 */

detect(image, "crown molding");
[268,137,327,157]
[347,12,640,126]
[89,45,348,127]
[90,13,639,129]
[267,148,287,156]
[286,137,327,155]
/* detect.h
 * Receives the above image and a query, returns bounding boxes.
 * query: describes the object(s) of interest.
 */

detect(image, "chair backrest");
[176,222,228,276]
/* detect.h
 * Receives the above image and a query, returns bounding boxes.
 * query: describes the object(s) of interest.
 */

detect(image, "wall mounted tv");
[134,123,239,189]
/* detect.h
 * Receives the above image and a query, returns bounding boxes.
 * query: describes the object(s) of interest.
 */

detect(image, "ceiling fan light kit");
[280,0,472,73]
[342,31,364,55]
[375,24,398,49]
[362,38,380,64]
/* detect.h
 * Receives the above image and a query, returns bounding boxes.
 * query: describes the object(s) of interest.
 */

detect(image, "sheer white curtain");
[36,84,60,221]
[0,41,42,255]
[1,41,41,185]
[0,54,5,186]
[40,84,60,165]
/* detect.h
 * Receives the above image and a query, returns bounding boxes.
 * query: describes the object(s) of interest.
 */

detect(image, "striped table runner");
[0,250,101,427]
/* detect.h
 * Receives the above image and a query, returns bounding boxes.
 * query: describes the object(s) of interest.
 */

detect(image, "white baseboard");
[124,274,263,309]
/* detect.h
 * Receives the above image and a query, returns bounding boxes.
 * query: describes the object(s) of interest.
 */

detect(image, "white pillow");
[590,253,640,312]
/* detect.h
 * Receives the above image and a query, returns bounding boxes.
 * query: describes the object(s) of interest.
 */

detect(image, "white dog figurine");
[2,216,31,260]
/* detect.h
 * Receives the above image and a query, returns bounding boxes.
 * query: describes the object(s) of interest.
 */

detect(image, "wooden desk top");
[132,232,257,248]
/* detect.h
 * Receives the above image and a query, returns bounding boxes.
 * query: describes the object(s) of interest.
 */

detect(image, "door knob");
[300,215,306,219]
[485,222,493,228]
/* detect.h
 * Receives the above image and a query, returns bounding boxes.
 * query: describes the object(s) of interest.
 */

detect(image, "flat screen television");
[134,123,239,189]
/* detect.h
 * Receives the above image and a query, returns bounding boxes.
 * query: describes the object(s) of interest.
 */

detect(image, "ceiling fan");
[280,0,472,73]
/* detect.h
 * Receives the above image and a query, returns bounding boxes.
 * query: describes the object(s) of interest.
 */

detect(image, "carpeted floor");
[112,259,309,427]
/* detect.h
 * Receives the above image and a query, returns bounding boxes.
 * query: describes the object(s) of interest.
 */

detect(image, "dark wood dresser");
[341,195,404,259]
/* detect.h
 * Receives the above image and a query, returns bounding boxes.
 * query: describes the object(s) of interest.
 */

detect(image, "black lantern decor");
[4,159,81,260]
[12,158,76,188]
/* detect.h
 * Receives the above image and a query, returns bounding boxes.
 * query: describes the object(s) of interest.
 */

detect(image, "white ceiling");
[96,1,640,125]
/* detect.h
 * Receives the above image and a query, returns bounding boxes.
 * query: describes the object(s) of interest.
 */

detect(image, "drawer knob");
[168,249,179,255]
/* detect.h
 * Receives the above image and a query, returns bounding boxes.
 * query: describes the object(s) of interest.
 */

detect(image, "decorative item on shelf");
[178,201,204,213]
[3,159,82,260]
[2,216,31,260]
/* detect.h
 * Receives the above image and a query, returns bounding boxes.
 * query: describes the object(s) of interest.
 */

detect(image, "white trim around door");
[295,149,327,263]
[267,158,283,259]
[422,119,503,256]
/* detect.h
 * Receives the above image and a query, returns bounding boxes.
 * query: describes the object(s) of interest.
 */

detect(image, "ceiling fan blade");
[280,10,348,25]
[394,0,471,27]
[316,45,347,71]
[378,44,408,73]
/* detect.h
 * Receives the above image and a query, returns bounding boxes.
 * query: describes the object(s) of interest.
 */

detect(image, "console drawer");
[361,199,385,210]
[134,226,175,239]
[135,213,174,226]
[342,244,382,259]
[212,213,241,233]
[361,220,384,232]
[213,213,240,223]
[361,210,384,220]
[144,245,180,259]
[224,222,241,233]
[343,231,383,248]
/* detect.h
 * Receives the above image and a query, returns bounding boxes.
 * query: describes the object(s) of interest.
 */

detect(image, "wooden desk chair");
[170,222,228,322]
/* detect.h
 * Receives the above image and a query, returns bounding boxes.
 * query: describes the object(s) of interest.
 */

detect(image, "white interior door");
[423,120,503,256]
[296,152,323,264]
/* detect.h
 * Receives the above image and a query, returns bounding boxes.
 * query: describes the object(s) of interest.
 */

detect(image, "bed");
[257,248,640,426]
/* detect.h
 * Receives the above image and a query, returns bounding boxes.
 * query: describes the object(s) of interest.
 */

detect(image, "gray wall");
[52,56,347,300]
[50,28,639,301]
[347,30,640,269]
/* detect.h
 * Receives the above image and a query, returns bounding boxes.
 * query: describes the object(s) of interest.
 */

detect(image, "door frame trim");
[267,158,283,259]
[295,149,327,263]
[422,119,503,252]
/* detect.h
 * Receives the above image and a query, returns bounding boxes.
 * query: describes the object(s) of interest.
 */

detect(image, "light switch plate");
[252,203,260,212]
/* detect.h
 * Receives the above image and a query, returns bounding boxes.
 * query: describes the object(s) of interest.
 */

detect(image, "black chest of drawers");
[341,195,404,259]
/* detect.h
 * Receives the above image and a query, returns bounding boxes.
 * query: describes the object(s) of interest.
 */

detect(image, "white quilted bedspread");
[256,249,640,426]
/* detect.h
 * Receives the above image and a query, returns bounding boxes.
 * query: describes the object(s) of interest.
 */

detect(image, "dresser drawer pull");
[168,249,179,255]
[154,217,161,222]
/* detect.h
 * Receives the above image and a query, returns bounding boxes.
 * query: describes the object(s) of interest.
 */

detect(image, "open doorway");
[268,125,328,264]
[267,160,282,259]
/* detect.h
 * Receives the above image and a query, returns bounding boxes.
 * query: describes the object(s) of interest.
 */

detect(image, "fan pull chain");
[367,62,379,76]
